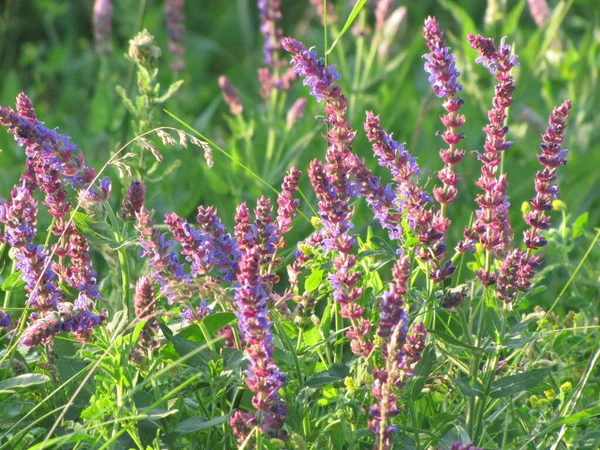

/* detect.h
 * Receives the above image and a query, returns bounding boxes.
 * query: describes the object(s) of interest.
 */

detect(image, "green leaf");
[502,0,527,37]
[573,212,589,239]
[490,368,552,398]
[408,346,435,399]
[0,374,51,393]
[0,272,25,292]
[370,236,397,259]
[305,362,349,388]
[454,376,484,397]
[305,269,324,293]
[159,322,209,368]
[534,0,575,70]
[173,414,230,436]
[326,0,368,55]
[429,329,485,353]
[484,291,502,343]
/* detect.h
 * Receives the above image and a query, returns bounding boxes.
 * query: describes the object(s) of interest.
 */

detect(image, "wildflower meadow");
[1,1,599,449]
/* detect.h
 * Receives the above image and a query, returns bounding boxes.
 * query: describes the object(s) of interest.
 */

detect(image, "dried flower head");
[128,29,162,67]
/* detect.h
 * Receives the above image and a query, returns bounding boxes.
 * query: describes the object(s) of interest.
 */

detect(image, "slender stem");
[105,203,131,316]
[2,259,15,309]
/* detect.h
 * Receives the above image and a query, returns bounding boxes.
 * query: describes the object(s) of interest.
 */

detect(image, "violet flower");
[180,300,212,326]
[130,276,159,363]
[523,100,572,251]
[423,17,466,211]
[0,185,64,311]
[136,205,188,304]
[121,179,146,221]
[165,0,185,72]
[286,98,308,128]
[21,303,107,348]
[276,168,302,238]
[528,0,551,29]
[364,113,454,283]
[450,443,484,450]
[218,76,244,116]
[369,257,427,449]
[257,0,282,66]
[283,37,397,355]
[93,0,113,55]
[230,246,286,442]
[498,100,572,303]
[0,93,106,347]
[196,205,240,282]
[0,312,12,334]
[464,34,519,284]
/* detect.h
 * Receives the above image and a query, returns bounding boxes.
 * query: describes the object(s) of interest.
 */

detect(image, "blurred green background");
[0,0,598,267]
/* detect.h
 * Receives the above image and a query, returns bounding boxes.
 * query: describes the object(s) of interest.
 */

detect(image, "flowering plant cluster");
[0,3,595,450]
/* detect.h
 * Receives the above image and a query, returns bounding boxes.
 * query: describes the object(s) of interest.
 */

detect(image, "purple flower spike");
[257,0,297,101]
[93,0,113,55]
[130,276,159,363]
[370,257,427,449]
[283,38,374,354]
[364,113,454,282]
[463,33,519,273]
[121,179,146,221]
[258,0,282,66]
[165,0,185,72]
[232,246,286,443]
[423,17,466,212]
[450,443,484,450]
[423,17,462,99]
[0,185,63,311]
[136,205,189,304]
[495,100,573,303]
[20,303,107,349]
[218,76,243,116]
[0,311,12,335]
[196,205,240,282]
[286,98,308,128]
[524,100,572,251]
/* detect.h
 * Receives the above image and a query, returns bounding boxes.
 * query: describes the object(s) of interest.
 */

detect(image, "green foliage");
[0,1,599,449]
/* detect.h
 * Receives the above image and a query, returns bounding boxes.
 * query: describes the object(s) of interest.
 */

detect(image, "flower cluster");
[136,204,188,305]
[464,34,519,285]
[524,100,572,251]
[369,257,427,449]
[286,98,308,128]
[497,100,572,303]
[218,76,244,116]
[121,179,146,221]
[364,113,454,283]
[130,276,159,363]
[230,247,286,442]
[423,17,466,212]
[165,0,185,72]
[257,0,296,99]
[450,443,484,450]
[0,94,106,347]
[165,207,239,283]
[21,302,107,348]
[93,0,113,54]
[283,37,374,356]
[0,311,12,334]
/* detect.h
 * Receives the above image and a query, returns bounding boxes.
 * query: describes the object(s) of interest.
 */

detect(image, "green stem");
[2,259,15,309]
[105,203,131,316]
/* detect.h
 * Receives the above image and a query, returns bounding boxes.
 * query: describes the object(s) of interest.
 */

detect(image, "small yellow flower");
[552,199,567,212]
